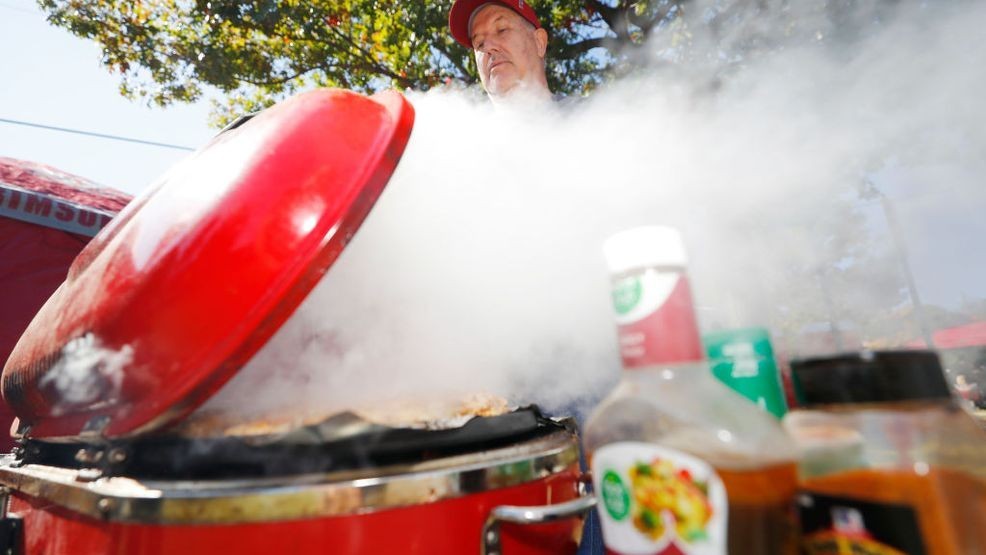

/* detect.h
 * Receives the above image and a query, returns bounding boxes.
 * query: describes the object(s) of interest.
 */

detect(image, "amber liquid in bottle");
[801,467,986,555]
[719,463,799,555]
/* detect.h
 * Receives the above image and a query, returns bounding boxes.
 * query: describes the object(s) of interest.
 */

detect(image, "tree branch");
[236,67,312,87]
[434,41,473,80]
[560,36,609,57]
[586,0,629,40]
[627,0,683,32]
[326,25,415,89]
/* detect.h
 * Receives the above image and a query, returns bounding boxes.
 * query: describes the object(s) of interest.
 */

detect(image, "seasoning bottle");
[786,350,986,555]
[584,226,799,555]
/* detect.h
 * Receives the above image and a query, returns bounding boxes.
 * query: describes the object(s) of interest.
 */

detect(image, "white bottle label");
[591,442,728,555]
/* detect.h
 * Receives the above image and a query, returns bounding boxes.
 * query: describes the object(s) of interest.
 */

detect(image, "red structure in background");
[924,321,986,350]
[0,157,130,450]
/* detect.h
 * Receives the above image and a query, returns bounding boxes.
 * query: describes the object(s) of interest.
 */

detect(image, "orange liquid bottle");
[786,351,986,555]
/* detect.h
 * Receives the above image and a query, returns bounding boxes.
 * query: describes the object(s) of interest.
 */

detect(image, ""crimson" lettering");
[55,203,75,222]
[24,194,52,217]
[4,189,20,210]
[78,210,98,227]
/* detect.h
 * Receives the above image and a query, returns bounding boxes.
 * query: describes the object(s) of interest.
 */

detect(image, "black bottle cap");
[791,350,952,407]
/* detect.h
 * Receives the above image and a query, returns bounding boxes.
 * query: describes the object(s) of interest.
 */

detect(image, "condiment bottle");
[584,226,799,554]
[786,350,986,555]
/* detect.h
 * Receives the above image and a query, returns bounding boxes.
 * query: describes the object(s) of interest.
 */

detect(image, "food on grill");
[354,393,511,430]
[173,393,511,438]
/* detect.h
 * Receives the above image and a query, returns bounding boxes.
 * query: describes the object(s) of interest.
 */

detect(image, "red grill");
[0,89,593,555]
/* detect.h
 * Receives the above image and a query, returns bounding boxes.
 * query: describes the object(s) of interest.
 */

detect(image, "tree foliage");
[39,0,703,125]
[40,0,906,125]
[39,0,906,124]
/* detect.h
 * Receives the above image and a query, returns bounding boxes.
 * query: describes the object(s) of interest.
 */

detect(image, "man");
[956,374,982,408]
[449,0,553,103]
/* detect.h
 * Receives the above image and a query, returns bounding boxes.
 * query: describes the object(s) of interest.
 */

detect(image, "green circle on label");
[612,277,642,315]
[601,470,631,521]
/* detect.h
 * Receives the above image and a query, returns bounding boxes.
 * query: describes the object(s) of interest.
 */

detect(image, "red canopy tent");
[928,321,986,350]
[0,157,131,448]
[903,321,986,350]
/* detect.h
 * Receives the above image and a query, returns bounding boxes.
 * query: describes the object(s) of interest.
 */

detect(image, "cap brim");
[449,0,492,48]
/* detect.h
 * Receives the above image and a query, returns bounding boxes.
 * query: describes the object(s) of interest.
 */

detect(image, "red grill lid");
[1,89,415,440]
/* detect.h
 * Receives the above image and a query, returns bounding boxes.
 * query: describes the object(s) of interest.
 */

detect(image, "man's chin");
[489,79,550,101]
[487,79,520,98]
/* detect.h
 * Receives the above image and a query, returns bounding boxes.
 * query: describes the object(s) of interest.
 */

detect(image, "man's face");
[470,4,548,97]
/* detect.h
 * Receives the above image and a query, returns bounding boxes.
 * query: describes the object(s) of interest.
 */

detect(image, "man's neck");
[489,80,554,107]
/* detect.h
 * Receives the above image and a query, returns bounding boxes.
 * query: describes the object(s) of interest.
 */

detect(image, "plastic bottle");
[584,226,799,555]
[785,350,986,555]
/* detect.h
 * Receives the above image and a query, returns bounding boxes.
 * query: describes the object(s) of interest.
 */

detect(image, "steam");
[40,333,132,415]
[195,0,986,423]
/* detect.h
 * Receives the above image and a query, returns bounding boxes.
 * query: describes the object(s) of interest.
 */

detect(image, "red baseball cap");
[449,0,542,49]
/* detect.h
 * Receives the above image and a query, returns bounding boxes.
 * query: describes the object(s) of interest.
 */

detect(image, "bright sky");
[0,0,214,195]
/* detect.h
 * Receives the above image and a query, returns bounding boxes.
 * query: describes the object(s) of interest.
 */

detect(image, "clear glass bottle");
[584,226,799,555]
[785,350,986,555]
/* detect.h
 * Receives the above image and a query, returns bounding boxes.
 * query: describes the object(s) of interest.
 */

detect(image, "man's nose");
[477,36,503,55]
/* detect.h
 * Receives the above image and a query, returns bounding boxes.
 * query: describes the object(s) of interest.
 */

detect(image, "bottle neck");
[611,267,704,370]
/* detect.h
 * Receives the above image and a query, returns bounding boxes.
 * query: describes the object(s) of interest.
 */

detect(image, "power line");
[0,117,196,152]
[0,2,34,14]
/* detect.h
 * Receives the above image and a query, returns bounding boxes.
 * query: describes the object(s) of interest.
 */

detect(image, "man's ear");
[534,28,548,58]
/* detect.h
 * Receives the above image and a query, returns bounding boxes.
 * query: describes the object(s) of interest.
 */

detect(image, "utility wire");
[0,117,196,152]
[0,2,34,15]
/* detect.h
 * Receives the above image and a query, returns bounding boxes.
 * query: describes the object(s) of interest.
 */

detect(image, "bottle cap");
[704,327,788,418]
[791,350,952,407]
[603,226,688,274]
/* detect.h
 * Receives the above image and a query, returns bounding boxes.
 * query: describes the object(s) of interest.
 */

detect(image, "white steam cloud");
[39,333,132,415]
[193,0,986,425]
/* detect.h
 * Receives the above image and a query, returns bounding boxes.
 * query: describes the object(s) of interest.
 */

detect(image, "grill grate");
[17,406,564,480]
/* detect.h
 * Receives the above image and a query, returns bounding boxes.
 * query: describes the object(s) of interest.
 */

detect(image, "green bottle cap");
[703,327,788,418]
